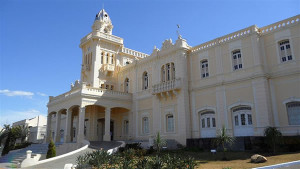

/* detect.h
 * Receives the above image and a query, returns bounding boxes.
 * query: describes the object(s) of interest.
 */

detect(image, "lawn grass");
[163,150,300,169]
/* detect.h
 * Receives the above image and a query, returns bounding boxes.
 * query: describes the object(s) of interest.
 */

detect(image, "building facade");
[12,115,47,143]
[46,9,300,146]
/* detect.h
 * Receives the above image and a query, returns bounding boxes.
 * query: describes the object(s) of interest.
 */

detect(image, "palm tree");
[264,126,282,154]
[214,126,235,160]
[154,132,166,153]
[17,125,30,143]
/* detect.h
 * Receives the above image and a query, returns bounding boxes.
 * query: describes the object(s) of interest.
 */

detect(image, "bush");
[264,127,282,154]
[46,139,56,159]
[125,143,142,150]
[147,146,155,155]
[76,149,198,169]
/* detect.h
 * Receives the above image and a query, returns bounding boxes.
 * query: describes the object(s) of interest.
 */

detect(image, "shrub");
[149,155,164,169]
[147,146,155,155]
[264,126,282,154]
[125,143,142,150]
[135,149,147,157]
[183,157,197,169]
[46,139,56,159]
[136,158,150,169]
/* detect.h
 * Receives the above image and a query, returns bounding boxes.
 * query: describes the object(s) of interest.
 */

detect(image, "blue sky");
[0,0,299,127]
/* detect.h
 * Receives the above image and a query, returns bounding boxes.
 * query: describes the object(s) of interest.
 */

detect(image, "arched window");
[142,117,149,134]
[124,78,129,93]
[200,111,216,128]
[161,65,165,82]
[232,106,253,136]
[279,40,292,62]
[201,60,209,78]
[101,52,104,64]
[166,114,174,132]
[232,49,242,70]
[143,72,149,90]
[286,102,300,125]
[233,106,252,126]
[123,120,129,135]
[199,110,216,138]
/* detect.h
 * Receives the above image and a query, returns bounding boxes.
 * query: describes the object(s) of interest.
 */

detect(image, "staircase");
[0,142,63,165]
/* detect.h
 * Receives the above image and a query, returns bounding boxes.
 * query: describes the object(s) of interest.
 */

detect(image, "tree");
[16,125,30,143]
[1,125,12,156]
[0,125,10,146]
[264,126,282,154]
[154,132,166,153]
[214,126,235,160]
[46,139,56,159]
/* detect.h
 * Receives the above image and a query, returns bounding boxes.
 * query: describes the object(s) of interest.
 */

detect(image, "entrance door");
[110,121,114,140]
[97,119,114,141]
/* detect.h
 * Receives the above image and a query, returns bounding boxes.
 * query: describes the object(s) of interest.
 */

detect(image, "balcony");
[103,64,115,76]
[82,64,90,71]
[80,32,123,46]
[152,78,182,97]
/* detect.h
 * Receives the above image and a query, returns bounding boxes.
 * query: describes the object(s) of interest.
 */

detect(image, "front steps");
[0,142,63,165]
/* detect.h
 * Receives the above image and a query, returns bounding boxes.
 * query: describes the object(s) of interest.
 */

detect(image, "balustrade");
[152,78,182,94]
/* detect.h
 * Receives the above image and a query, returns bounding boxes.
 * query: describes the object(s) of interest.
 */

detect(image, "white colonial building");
[13,115,47,143]
[46,9,300,147]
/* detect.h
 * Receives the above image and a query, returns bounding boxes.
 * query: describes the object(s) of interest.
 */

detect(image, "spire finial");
[102,3,104,10]
[176,24,182,39]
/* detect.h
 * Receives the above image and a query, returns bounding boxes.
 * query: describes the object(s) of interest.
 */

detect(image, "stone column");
[46,114,52,143]
[103,107,111,141]
[55,111,61,142]
[77,107,86,143]
[64,109,72,143]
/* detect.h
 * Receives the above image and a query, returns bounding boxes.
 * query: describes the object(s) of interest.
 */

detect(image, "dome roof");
[95,9,111,24]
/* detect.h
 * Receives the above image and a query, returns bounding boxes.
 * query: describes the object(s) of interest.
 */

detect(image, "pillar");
[46,114,52,143]
[103,107,111,141]
[64,108,72,143]
[55,111,61,142]
[77,107,86,143]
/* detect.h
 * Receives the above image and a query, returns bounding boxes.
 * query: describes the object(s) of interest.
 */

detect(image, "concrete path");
[22,148,93,169]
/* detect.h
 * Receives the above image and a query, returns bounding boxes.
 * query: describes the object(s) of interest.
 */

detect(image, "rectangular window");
[143,117,149,134]
[201,60,209,78]
[232,50,242,70]
[234,116,239,126]
[241,114,246,125]
[212,118,216,127]
[248,114,252,125]
[167,115,174,132]
[201,119,205,128]
[279,40,292,62]
[207,118,210,128]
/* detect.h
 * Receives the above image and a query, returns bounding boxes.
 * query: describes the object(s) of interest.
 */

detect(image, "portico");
[46,83,132,144]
